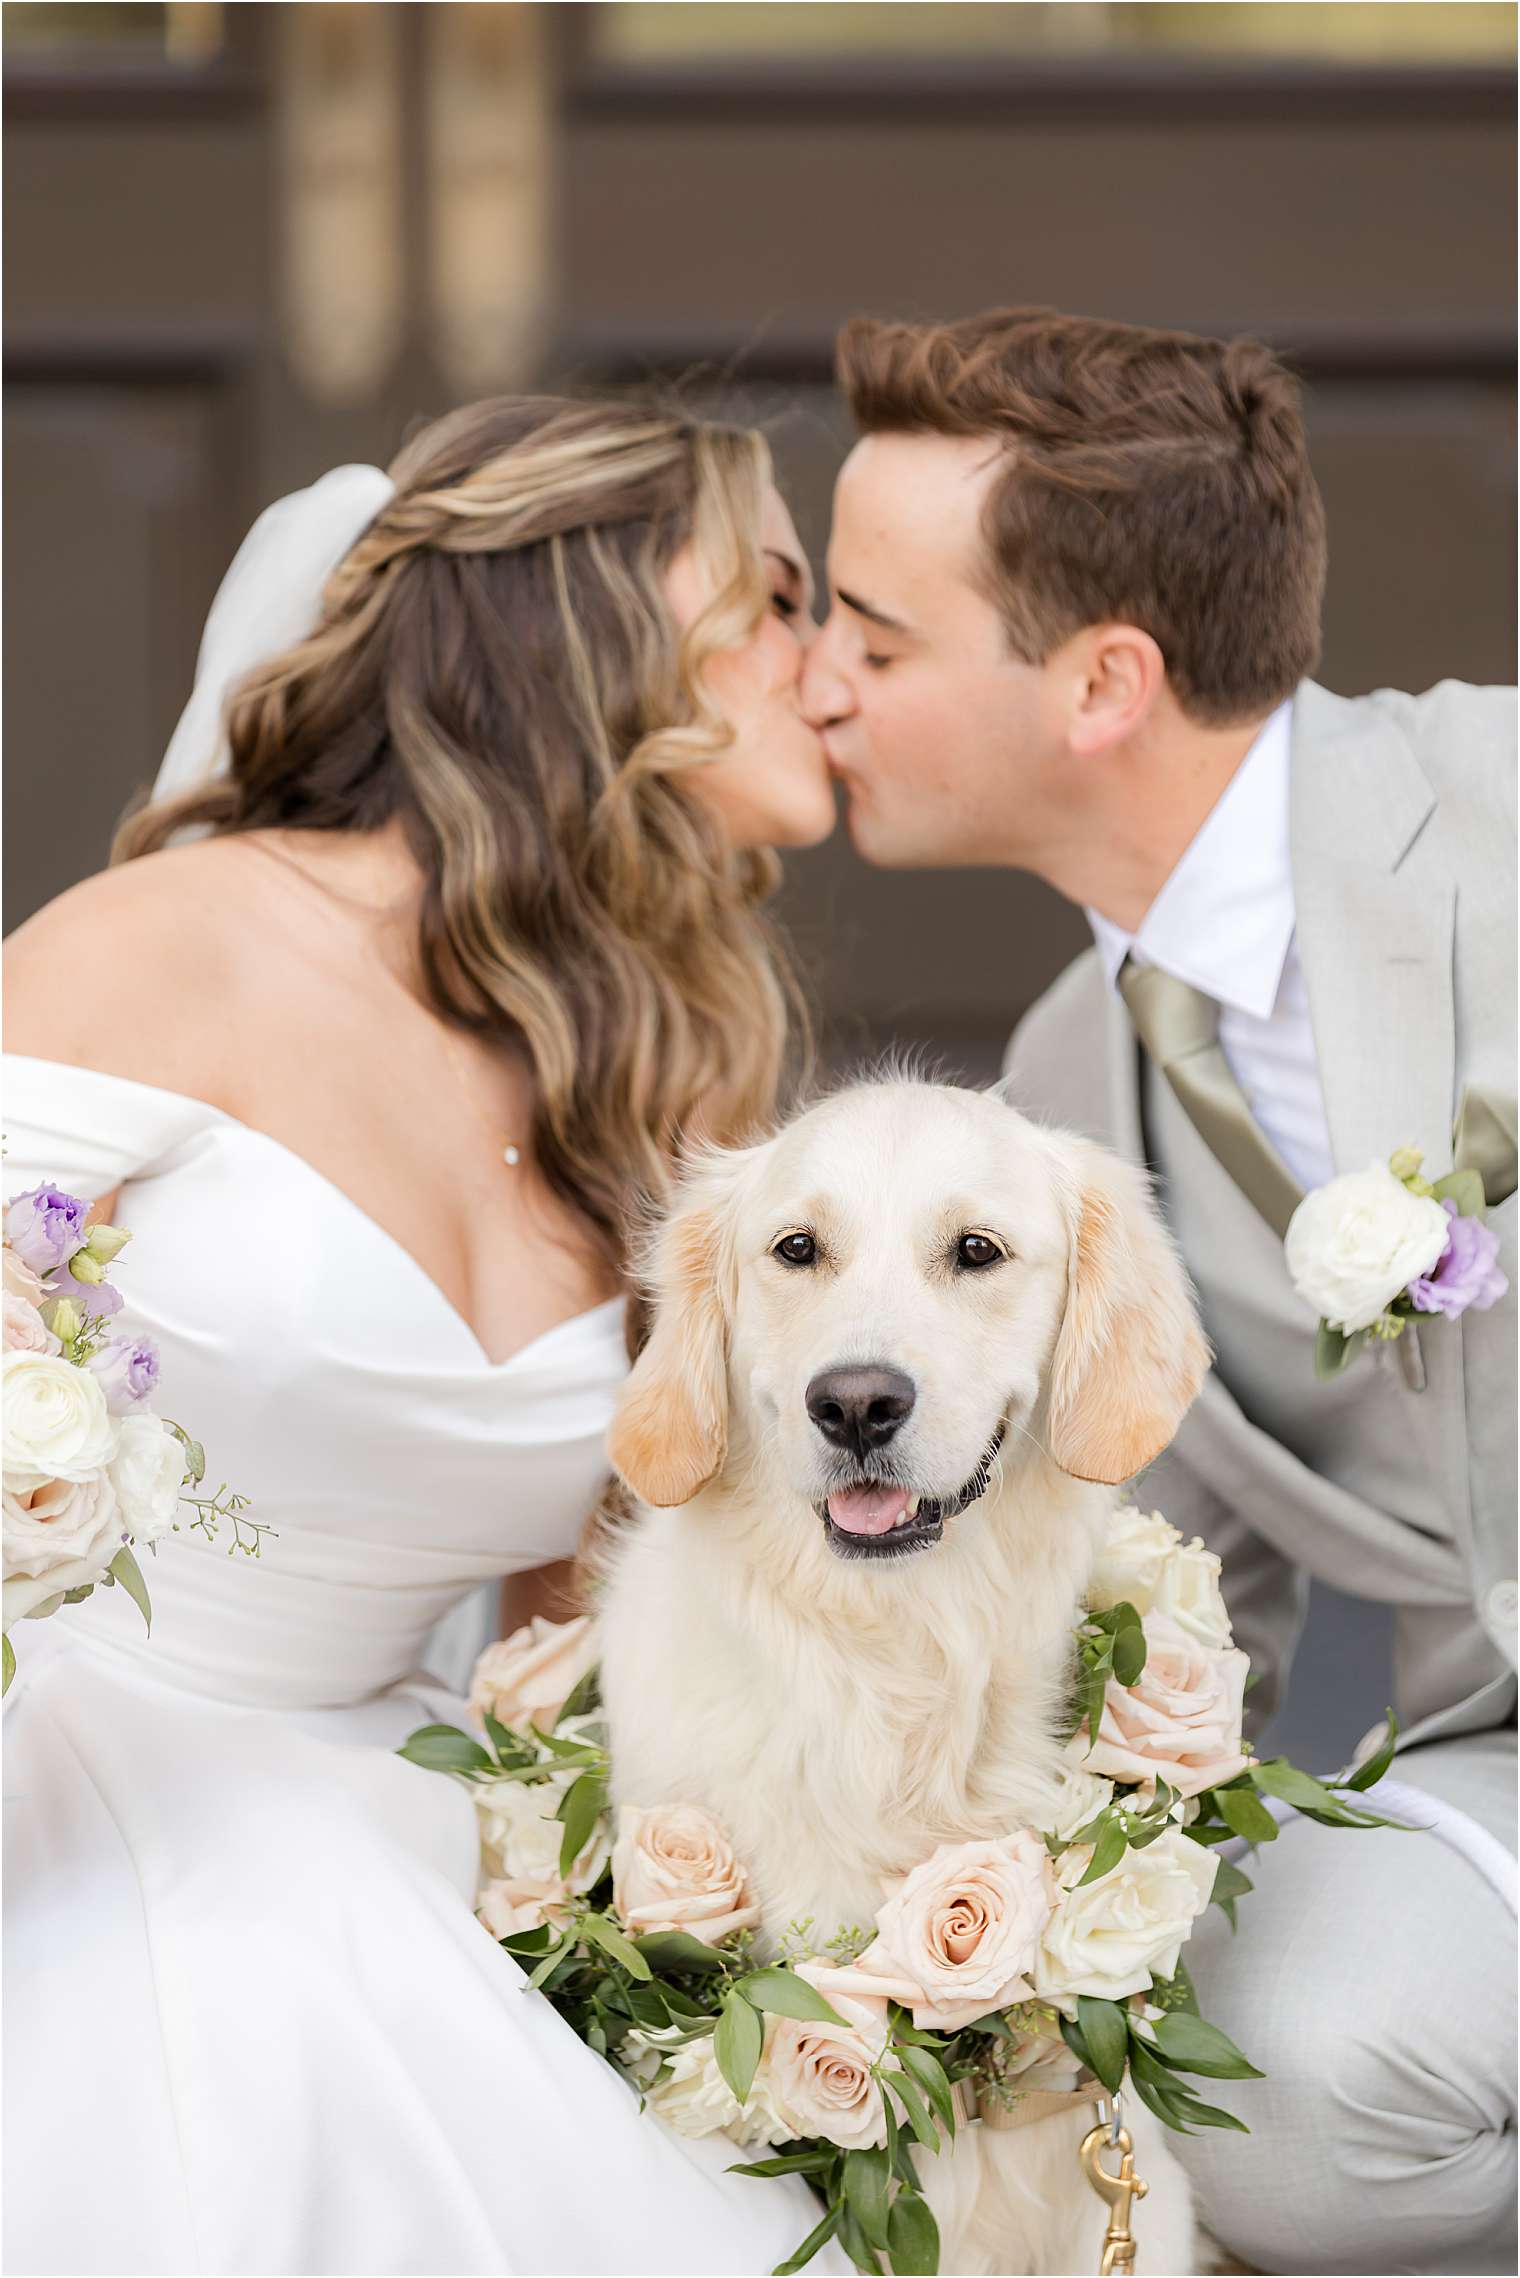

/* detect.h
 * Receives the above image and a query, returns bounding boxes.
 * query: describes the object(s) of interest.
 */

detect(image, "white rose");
[3,1472,124,1623]
[1082,1612,1250,1798]
[611,1803,759,1946]
[470,1614,597,1735]
[2,1351,114,1492]
[850,1832,1054,2030]
[1047,1756,1116,1845]
[1284,1162,1450,1335]
[767,1960,892,2151]
[1034,1827,1218,2009]
[622,2026,792,2150]
[1150,1536,1233,1651]
[1088,1506,1181,1616]
[107,1414,184,1545]
[475,1773,608,1898]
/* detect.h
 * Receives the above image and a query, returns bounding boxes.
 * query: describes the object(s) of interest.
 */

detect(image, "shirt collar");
[1087,698,1296,1021]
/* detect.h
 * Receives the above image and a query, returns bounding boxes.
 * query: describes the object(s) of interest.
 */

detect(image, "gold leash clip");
[1080,2092,1147,2275]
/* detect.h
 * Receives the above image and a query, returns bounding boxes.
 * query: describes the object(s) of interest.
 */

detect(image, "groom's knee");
[1173,1817,1516,2274]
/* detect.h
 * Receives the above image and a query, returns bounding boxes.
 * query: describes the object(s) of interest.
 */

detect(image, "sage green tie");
[1119,958,1304,1241]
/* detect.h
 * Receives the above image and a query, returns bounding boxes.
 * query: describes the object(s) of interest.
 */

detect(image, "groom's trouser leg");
[1175,1729,1517,2277]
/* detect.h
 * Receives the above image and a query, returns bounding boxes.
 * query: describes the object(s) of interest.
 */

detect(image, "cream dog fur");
[599,1079,1211,2276]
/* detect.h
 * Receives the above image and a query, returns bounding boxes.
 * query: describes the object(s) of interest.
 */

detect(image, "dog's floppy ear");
[1046,1140,1209,1485]
[608,1154,744,1508]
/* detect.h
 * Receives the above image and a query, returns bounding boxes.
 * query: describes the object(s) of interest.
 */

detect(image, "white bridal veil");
[153,463,396,804]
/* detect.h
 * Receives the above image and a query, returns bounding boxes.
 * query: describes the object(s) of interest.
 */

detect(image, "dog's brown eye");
[955,1233,1004,1271]
[773,1231,817,1267]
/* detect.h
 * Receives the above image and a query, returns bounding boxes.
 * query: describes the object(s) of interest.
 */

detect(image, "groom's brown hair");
[837,308,1326,724]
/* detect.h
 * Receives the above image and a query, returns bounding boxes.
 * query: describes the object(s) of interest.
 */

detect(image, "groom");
[801,307,1517,2275]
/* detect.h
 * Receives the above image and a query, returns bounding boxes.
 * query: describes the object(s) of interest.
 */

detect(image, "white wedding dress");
[3,1054,843,2277]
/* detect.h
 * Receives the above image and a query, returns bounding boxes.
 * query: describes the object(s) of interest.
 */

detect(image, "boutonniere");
[1284,1149,1508,1379]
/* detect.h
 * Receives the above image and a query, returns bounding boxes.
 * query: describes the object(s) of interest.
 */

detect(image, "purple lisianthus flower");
[85,1331,161,1415]
[49,1258,124,1320]
[1406,1201,1509,1320]
[4,1183,90,1274]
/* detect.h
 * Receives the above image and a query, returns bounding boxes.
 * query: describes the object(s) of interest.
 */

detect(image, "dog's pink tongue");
[827,1483,912,1536]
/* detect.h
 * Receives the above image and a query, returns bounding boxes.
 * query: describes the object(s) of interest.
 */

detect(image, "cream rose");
[850,1833,1054,2031]
[475,1773,608,1902]
[1284,1162,1450,1334]
[610,1803,759,1946]
[621,2025,792,2150]
[3,1351,114,1492]
[4,1290,60,1356]
[1034,1827,1218,2008]
[107,1414,183,1545]
[767,1960,892,2151]
[3,1472,123,1624]
[1088,1506,1181,1616]
[3,1248,50,1310]
[1047,1756,1116,1845]
[1083,1612,1250,1798]
[1150,1535,1233,1651]
[470,1614,597,1735]
[477,1875,573,1941]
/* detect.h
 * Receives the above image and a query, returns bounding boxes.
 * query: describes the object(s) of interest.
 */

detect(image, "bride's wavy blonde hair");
[115,396,810,1266]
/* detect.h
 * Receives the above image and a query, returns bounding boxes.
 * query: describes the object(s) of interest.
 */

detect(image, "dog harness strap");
[952,2076,1107,2132]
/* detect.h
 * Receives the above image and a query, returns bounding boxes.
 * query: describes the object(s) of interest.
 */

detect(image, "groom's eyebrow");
[836,586,917,638]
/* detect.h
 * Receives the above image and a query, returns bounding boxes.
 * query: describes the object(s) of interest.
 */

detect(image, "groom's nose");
[800,623,858,729]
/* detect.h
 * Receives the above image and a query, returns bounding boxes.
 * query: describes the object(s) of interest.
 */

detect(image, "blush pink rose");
[611,1803,759,1945]
[2,1472,124,1624]
[1083,1611,1250,1798]
[470,1613,596,1735]
[476,1877,573,1941]
[850,1832,1055,2031]
[766,1960,891,2151]
[4,1290,59,1355]
[3,1249,50,1311]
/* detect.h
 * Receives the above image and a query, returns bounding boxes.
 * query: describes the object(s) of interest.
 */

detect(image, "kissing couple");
[5,306,1513,2278]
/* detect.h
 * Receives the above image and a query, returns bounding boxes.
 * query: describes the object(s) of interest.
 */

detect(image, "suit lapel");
[1289,682,1455,1177]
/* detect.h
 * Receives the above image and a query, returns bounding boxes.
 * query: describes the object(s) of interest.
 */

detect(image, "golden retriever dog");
[599,1078,1210,2276]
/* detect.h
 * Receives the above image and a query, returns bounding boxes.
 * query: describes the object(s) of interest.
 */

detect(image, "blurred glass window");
[1,2,222,63]
[594,3,1516,63]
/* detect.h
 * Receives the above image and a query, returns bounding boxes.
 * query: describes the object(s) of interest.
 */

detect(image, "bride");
[2,397,846,2276]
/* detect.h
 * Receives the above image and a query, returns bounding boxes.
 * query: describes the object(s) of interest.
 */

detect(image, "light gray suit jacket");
[1005,680,1517,1756]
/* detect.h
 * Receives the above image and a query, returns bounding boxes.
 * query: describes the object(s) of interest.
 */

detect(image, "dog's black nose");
[806,1365,917,1457]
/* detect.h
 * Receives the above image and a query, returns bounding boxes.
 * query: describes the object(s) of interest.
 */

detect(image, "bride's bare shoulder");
[5,840,267,1094]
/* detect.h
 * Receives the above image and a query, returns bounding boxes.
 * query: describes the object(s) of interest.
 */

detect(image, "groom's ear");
[1045,1139,1209,1485]
[609,1155,746,1508]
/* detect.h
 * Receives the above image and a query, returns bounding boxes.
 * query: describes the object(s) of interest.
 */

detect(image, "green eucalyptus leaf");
[1217,1789,1281,1846]
[1111,1622,1148,1688]
[1249,1758,1343,1812]
[397,1724,494,1775]
[714,1990,764,2105]
[896,2043,956,2137]
[497,1924,554,1957]
[887,2071,940,2152]
[631,1929,730,1976]
[1313,1320,1370,1380]
[1150,2013,1265,2080]
[580,1909,652,1980]
[886,2189,941,2277]
[556,1663,602,1724]
[842,2146,892,2252]
[524,1936,574,1991]
[739,1967,849,2026]
[480,1709,526,1763]
[838,2204,883,2276]
[1076,1997,1130,2094]
[556,1771,608,1879]
[772,2203,842,2277]
[1,1633,14,1695]
[1342,1711,1400,1792]
[729,2150,839,2179]
[109,1545,152,1633]
[1077,1815,1130,1887]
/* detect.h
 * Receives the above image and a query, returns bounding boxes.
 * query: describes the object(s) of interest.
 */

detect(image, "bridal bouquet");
[401,1520,1398,2278]
[2,1181,260,1694]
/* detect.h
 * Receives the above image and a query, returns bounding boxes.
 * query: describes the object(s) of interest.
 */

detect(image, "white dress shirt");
[1086,698,1335,1194]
